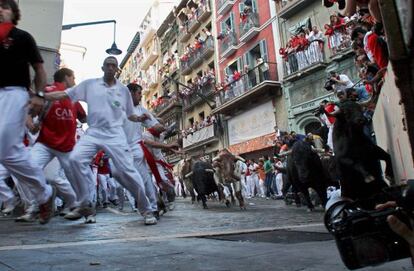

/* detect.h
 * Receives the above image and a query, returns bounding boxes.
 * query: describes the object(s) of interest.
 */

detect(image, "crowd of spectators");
[181,114,217,138]
[180,68,216,98]
[179,28,213,67]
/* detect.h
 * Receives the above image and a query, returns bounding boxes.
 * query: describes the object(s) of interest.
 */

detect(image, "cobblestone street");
[0,198,411,270]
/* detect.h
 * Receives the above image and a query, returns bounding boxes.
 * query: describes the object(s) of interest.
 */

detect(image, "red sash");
[139,140,163,186]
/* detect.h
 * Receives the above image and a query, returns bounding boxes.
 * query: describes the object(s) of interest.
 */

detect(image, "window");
[189,117,194,126]
[225,58,242,76]
[239,0,258,13]
[199,111,205,121]
[243,39,268,69]
[220,12,235,34]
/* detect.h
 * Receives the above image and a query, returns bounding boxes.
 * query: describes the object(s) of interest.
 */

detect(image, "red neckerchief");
[0,22,14,42]
[147,127,161,138]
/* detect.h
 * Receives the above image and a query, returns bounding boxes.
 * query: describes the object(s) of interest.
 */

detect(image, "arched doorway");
[304,121,321,135]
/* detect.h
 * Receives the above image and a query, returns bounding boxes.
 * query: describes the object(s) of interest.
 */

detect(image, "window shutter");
[260,40,268,62]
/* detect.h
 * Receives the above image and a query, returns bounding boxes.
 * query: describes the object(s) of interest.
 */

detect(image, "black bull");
[333,101,393,203]
[189,160,218,209]
[286,140,329,210]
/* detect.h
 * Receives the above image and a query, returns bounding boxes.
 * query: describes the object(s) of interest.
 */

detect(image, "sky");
[61,0,153,82]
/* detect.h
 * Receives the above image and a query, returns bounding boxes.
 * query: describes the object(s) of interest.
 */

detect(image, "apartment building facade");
[274,0,358,134]
[175,0,220,160]
[212,0,286,158]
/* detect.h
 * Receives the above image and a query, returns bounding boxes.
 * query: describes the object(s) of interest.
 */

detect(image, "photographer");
[328,71,354,92]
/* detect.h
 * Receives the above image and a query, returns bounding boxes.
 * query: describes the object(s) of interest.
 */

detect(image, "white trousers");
[275,173,283,196]
[31,143,77,208]
[327,125,334,151]
[97,174,110,203]
[69,128,152,215]
[0,87,51,205]
[0,164,13,203]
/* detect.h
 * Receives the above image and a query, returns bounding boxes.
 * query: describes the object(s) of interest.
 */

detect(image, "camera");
[324,76,336,91]
[325,181,414,270]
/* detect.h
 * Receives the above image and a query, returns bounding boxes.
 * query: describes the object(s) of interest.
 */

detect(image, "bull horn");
[235,155,245,162]
[205,169,215,173]
[212,157,220,162]
[185,171,193,178]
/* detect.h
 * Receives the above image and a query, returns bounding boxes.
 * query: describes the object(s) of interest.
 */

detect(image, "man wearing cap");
[44,56,157,225]
[0,0,55,224]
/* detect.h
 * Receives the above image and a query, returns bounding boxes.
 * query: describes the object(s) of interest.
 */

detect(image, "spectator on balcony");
[296,31,310,70]
[286,38,299,74]
[325,14,347,54]
[256,56,270,81]
[342,0,382,24]
[308,26,324,63]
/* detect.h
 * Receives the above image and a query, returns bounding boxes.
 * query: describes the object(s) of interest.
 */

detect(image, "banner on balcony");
[228,101,276,146]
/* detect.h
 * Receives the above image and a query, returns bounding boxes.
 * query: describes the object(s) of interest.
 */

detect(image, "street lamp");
[62,20,122,55]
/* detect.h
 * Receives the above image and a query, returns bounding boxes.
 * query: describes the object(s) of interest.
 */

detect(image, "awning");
[228,132,276,155]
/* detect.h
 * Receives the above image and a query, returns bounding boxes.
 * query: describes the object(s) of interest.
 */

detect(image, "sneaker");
[85,215,96,224]
[144,214,157,225]
[38,186,56,224]
[59,207,71,217]
[64,206,95,221]
[15,211,38,222]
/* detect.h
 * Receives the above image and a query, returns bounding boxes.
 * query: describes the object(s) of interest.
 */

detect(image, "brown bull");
[212,149,246,209]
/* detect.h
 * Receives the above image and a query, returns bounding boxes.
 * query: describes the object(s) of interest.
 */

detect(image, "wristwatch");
[35,90,45,99]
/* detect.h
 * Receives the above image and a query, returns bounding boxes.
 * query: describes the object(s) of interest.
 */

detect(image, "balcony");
[180,59,192,75]
[201,36,215,59]
[198,0,212,22]
[217,0,236,16]
[179,22,191,43]
[140,49,159,70]
[327,30,353,60]
[220,31,237,59]
[212,62,281,115]
[183,124,217,149]
[188,16,201,33]
[283,40,327,81]
[278,0,315,19]
[239,12,260,43]
[183,81,215,111]
[140,25,157,47]
[152,96,182,117]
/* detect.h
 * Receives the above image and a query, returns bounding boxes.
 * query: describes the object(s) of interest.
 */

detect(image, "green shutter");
[260,40,268,62]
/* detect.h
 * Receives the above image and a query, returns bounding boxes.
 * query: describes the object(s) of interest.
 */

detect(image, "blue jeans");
[265,172,275,197]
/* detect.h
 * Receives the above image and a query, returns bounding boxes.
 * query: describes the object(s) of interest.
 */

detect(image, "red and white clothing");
[321,103,339,151]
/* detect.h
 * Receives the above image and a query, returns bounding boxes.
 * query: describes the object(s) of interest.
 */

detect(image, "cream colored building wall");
[180,5,216,129]
[373,65,414,182]
[18,0,64,50]
[18,0,64,83]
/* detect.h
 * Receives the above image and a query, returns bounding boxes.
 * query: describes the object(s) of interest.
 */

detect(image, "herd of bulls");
[174,100,394,212]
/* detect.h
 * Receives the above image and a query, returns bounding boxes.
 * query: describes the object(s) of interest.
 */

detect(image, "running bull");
[212,149,246,209]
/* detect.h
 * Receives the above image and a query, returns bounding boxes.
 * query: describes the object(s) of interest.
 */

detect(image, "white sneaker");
[64,206,95,221]
[144,214,157,225]
[15,212,37,222]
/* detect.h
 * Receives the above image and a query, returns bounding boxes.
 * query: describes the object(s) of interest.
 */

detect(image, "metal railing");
[220,30,237,56]
[239,12,260,37]
[184,80,215,107]
[283,40,325,76]
[152,95,180,115]
[216,62,278,106]
[180,36,215,71]
[327,26,352,56]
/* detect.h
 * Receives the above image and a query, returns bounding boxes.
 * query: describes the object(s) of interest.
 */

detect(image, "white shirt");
[335,74,354,92]
[65,78,134,130]
[123,104,158,145]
